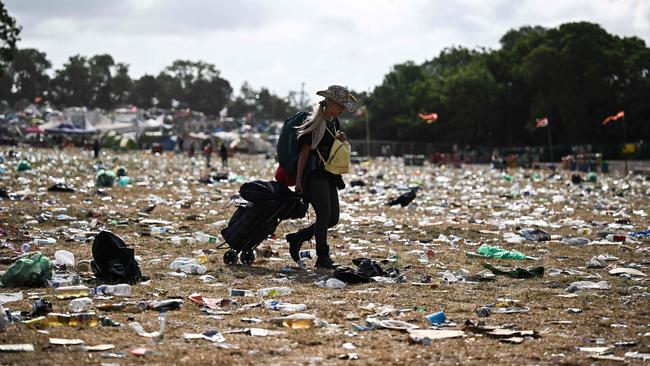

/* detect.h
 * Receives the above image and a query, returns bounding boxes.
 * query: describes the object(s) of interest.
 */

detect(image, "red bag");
[275,165,296,187]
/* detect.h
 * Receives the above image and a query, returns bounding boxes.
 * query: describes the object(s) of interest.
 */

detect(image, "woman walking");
[286,85,356,269]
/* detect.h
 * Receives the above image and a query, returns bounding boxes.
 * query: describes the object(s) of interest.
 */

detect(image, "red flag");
[418,112,438,123]
[535,117,549,129]
[603,110,624,125]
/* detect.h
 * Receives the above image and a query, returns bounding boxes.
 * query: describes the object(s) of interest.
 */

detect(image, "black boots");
[315,255,337,269]
[286,227,313,263]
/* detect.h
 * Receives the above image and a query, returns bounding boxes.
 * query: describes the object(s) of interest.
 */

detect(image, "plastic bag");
[1,252,53,288]
[96,169,116,187]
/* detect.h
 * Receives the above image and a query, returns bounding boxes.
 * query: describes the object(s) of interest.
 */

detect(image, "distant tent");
[45,121,96,134]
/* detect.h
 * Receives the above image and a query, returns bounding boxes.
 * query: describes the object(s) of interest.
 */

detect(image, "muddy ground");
[0,147,648,365]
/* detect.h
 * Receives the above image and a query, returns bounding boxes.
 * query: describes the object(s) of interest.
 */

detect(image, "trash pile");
[0,147,648,364]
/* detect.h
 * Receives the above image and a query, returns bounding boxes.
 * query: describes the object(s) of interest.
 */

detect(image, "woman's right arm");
[295,143,310,193]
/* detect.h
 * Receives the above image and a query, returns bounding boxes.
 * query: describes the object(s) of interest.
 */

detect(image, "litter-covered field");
[0,147,649,365]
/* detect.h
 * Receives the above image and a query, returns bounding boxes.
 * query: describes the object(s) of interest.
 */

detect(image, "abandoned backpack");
[91,231,143,284]
[276,111,309,185]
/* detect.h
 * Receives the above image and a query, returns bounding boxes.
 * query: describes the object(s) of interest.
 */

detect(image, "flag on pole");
[418,112,438,123]
[535,117,549,129]
[602,110,624,125]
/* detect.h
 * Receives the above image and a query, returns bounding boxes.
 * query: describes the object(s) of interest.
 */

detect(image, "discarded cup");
[425,311,447,325]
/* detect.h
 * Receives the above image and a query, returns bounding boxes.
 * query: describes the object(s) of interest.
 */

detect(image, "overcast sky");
[5,0,649,99]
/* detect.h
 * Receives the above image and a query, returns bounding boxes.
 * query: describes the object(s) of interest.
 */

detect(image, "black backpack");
[91,231,143,284]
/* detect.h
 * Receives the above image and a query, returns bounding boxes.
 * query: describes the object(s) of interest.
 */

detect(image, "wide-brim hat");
[316,85,357,112]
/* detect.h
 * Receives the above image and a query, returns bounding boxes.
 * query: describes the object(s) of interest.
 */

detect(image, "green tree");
[161,60,232,115]
[129,74,159,109]
[111,63,132,106]
[0,1,21,77]
[0,48,51,105]
[52,55,92,107]
[88,54,115,109]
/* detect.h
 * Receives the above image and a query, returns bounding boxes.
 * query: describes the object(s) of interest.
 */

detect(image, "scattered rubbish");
[376,320,419,331]
[314,278,347,289]
[183,330,226,343]
[270,313,323,329]
[407,329,466,343]
[257,287,293,297]
[467,244,536,260]
[483,263,544,279]
[0,291,23,304]
[49,338,85,346]
[83,344,115,352]
[262,300,307,312]
[609,268,646,277]
[55,285,91,299]
[425,311,447,325]
[1,252,53,288]
[624,351,650,361]
[0,344,35,352]
[566,281,610,292]
[519,228,551,241]
[129,347,154,357]
[129,312,166,339]
[94,284,132,296]
[69,297,93,313]
[91,231,144,284]
[387,189,417,207]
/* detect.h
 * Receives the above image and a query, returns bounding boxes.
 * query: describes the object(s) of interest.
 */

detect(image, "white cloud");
[5,0,649,98]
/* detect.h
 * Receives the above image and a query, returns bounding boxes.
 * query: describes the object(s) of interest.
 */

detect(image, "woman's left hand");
[337,132,347,142]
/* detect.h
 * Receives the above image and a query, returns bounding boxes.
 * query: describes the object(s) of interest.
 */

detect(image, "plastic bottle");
[170,236,196,245]
[54,250,75,268]
[23,316,50,329]
[96,302,146,313]
[262,300,307,312]
[32,238,56,245]
[194,232,218,244]
[299,249,316,260]
[94,284,132,297]
[47,312,99,328]
[69,297,93,312]
[54,285,91,299]
[70,221,89,228]
[561,237,590,245]
[605,234,626,242]
[150,226,169,235]
[170,257,196,271]
[257,287,293,297]
[228,289,255,297]
[179,263,207,275]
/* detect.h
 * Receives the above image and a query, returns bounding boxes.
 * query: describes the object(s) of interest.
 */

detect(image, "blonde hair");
[296,101,329,149]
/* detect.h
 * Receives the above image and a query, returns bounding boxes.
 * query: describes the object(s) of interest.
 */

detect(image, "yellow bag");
[317,125,351,175]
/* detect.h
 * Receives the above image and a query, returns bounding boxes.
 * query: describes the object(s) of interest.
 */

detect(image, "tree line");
[1,1,648,145]
[347,22,650,146]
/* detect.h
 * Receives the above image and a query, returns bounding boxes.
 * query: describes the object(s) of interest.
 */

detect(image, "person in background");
[93,138,101,159]
[188,141,195,158]
[178,136,184,153]
[285,85,357,270]
[203,139,213,167]
[220,142,228,168]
